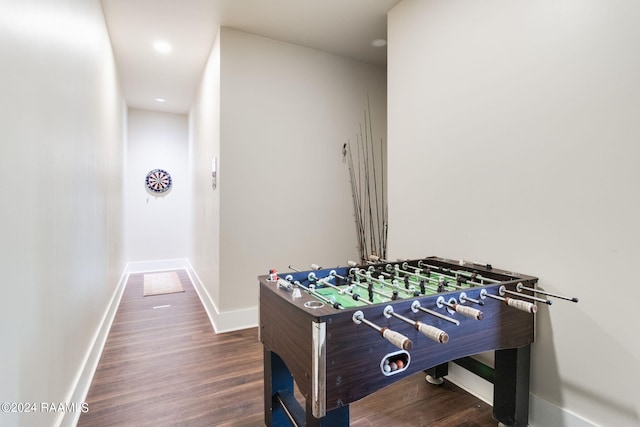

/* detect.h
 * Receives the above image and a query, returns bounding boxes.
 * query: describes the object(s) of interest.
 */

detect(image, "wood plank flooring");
[78,270,497,426]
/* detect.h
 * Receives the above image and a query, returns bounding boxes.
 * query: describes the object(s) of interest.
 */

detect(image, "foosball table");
[259,256,573,426]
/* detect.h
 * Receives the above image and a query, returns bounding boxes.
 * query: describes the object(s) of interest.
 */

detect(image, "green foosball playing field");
[312,271,473,309]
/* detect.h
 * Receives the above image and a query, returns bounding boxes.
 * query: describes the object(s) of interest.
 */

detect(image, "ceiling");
[101,0,401,114]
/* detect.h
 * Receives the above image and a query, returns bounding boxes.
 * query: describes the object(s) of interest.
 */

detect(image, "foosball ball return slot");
[380,350,411,376]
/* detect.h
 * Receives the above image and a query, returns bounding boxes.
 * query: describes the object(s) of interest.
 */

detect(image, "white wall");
[388,1,640,426]
[190,27,386,328]
[189,28,222,308]
[0,1,126,426]
[125,109,190,262]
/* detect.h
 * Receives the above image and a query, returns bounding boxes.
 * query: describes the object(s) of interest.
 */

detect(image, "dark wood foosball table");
[260,257,540,426]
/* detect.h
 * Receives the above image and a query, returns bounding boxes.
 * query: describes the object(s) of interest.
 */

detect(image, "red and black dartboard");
[145,169,172,193]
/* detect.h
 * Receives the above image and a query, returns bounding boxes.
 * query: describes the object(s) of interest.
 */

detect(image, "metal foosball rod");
[401,274,479,304]
[402,275,440,295]
[388,277,422,297]
[287,263,323,272]
[350,268,377,285]
[410,300,460,325]
[367,254,407,264]
[383,305,449,343]
[368,265,455,294]
[407,262,484,288]
[480,288,538,313]
[499,285,551,305]
[399,276,486,316]
[349,268,413,301]
[365,258,495,288]
[349,259,405,279]
[390,264,464,291]
[357,269,389,286]
[368,254,388,263]
[516,282,579,303]
[416,260,497,286]
[442,265,501,284]
[436,296,484,320]
[459,291,484,306]
[351,269,415,299]
[288,279,344,310]
[368,265,403,282]
[352,310,413,351]
[310,274,373,305]
[350,277,395,301]
[425,274,464,291]
[292,266,348,282]
[429,270,483,288]
[329,269,347,281]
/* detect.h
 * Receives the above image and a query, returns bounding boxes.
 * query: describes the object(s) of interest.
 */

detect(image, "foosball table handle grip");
[454,304,484,320]
[381,328,413,351]
[506,297,538,314]
[416,322,449,343]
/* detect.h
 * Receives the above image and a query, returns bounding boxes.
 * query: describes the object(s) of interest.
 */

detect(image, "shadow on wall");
[532,288,639,426]
[531,299,565,425]
[563,379,639,425]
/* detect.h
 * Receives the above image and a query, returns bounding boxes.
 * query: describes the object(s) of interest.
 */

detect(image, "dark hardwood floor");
[78,270,496,426]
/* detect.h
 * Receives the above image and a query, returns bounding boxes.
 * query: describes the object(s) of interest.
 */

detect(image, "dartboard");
[145,169,172,193]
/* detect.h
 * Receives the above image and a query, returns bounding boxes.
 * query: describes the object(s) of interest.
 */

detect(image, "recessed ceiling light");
[371,39,387,48]
[155,98,166,103]
[153,40,171,54]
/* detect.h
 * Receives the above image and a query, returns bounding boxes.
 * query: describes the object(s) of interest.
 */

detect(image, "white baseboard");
[446,361,494,404]
[125,258,190,273]
[57,269,129,427]
[529,393,596,427]
[185,260,258,333]
[446,362,596,427]
[126,258,258,332]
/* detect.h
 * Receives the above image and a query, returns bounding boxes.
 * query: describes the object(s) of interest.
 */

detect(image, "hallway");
[77,270,495,426]
[78,270,264,426]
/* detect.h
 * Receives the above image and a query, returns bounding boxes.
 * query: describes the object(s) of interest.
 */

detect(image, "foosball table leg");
[304,401,349,427]
[425,362,448,385]
[493,345,531,427]
[264,349,299,426]
[264,348,350,427]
